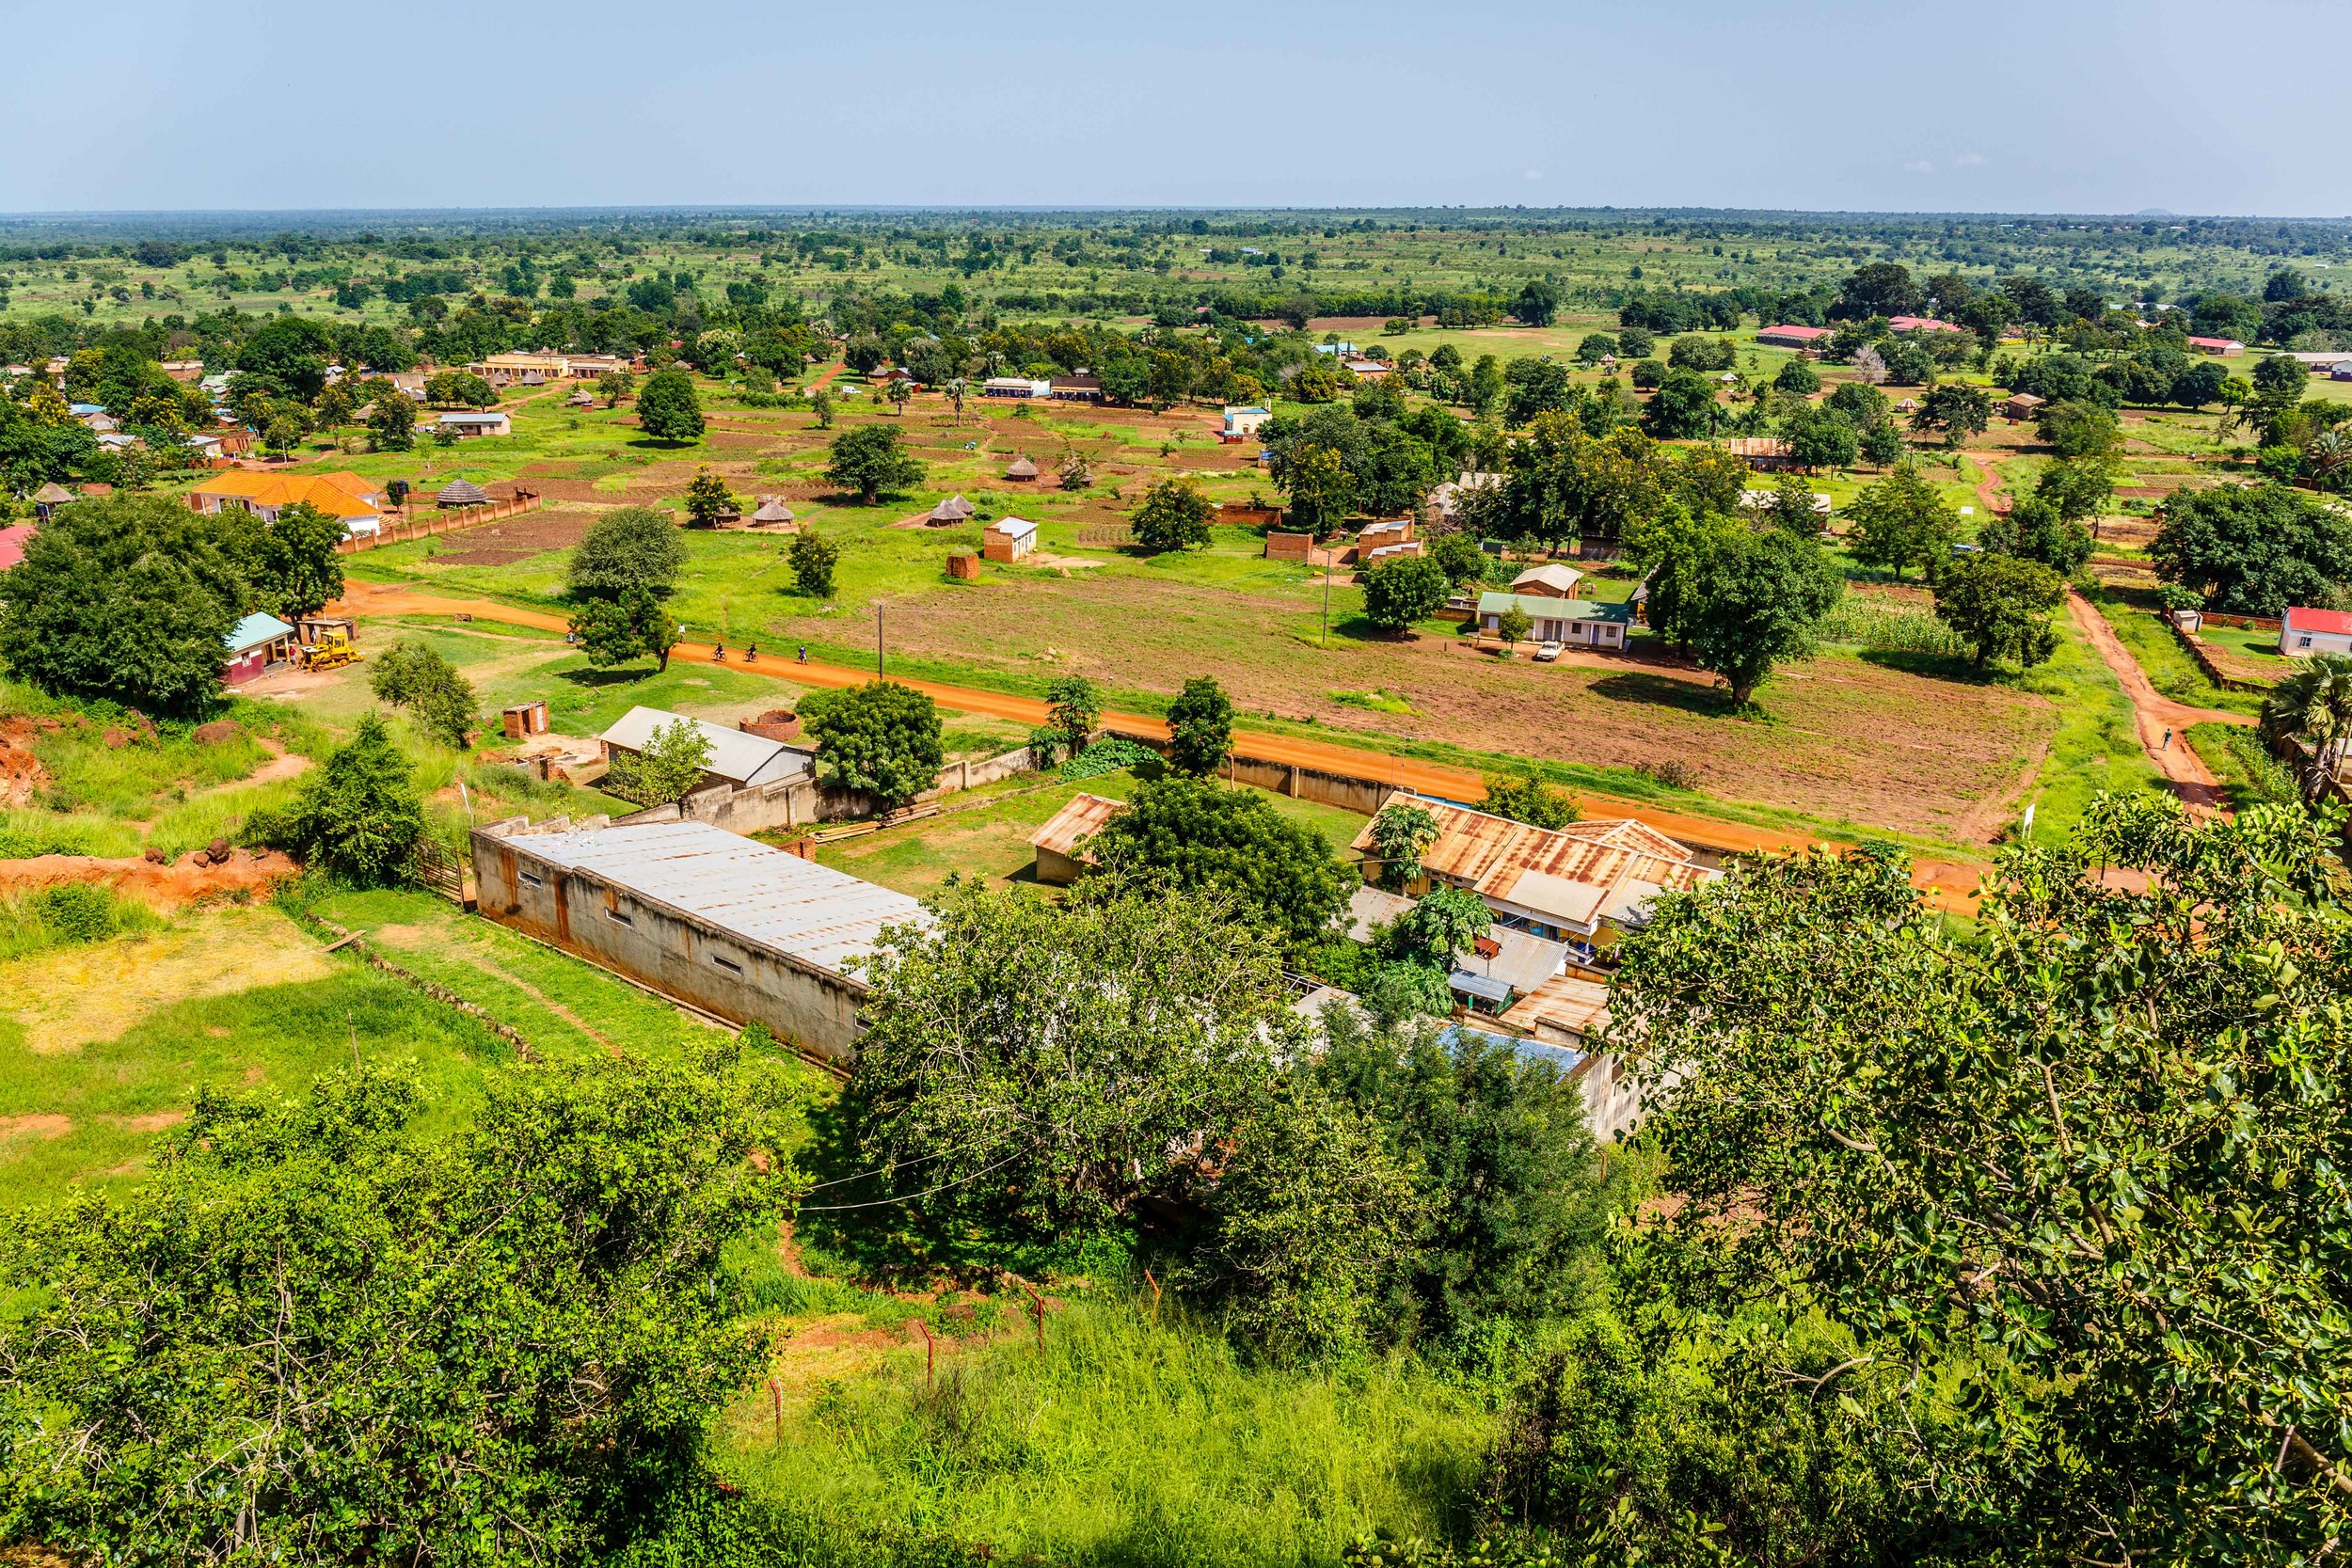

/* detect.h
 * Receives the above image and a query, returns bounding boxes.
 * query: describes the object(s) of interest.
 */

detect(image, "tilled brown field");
[432,509,600,565]
[803,573,2057,840]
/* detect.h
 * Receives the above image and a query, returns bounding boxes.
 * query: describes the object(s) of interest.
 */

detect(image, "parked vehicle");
[1534,641,1564,663]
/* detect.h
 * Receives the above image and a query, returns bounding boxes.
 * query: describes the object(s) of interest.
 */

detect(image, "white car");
[1534,641,1564,663]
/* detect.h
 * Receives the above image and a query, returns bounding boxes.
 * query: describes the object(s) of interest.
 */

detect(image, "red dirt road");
[2064,592,2252,819]
[334,582,1987,910]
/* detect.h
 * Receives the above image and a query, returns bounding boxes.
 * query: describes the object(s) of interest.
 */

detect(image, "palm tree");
[2261,652,2352,801]
[944,376,968,425]
[886,379,913,418]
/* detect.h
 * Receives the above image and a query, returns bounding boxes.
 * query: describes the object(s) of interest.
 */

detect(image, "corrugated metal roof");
[992,515,1039,541]
[1029,792,1122,861]
[1502,973,1612,1042]
[1475,592,1632,624]
[1345,884,1415,942]
[495,819,928,979]
[1511,563,1585,594]
[1449,968,1516,1005]
[599,705,811,787]
[225,611,295,653]
[1352,799,1713,932]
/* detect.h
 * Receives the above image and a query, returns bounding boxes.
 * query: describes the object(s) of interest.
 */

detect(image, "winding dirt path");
[2064,592,2253,817]
[330,581,1989,911]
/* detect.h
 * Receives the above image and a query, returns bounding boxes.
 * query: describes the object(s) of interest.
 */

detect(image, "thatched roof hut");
[1004,455,1038,481]
[752,497,797,526]
[925,493,976,526]
[437,479,490,508]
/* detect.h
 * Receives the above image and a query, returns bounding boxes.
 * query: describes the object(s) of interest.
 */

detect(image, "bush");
[1633,757,1702,791]
[1058,736,1159,781]
[249,714,424,885]
[30,881,122,942]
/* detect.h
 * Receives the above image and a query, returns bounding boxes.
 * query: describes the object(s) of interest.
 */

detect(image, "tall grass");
[723,1297,1497,1568]
[0,884,163,962]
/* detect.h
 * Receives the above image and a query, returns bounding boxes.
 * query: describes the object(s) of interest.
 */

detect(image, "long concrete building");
[470,817,930,1061]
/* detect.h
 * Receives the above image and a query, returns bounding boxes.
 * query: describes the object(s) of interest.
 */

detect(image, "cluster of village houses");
[453,689,1726,1140]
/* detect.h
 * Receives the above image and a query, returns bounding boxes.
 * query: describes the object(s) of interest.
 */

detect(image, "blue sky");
[8,0,2347,216]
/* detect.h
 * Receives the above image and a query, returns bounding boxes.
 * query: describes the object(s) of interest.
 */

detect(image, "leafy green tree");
[233,314,334,399]
[681,466,738,527]
[825,423,924,503]
[832,880,1295,1265]
[1314,1012,1611,1342]
[1368,799,1438,891]
[424,370,494,409]
[787,530,837,597]
[2034,456,2118,536]
[1166,675,1233,774]
[567,505,685,600]
[368,641,478,748]
[596,368,634,407]
[1044,674,1102,752]
[1279,442,1356,534]
[0,1048,796,1567]
[1359,958,1457,1028]
[569,584,677,673]
[2037,398,2123,462]
[1131,474,1215,552]
[1361,552,1451,632]
[366,388,414,451]
[1428,531,1491,588]
[242,498,348,622]
[1090,775,1350,948]
[1782,404,1857,471]
[885,377,913,417]
[1513,278,1561,327]
[253,714,425,883]
[1667,336,1737,372]
[1576,332,1619,365]
[1387,884,1492,969]
[803,680,943,808]
[1931,551,2066,669]
[1684,528,1845,706]
[633,716,715,803]
[1481,770,1581,829]
[1908,381,1993,447]
[1846,464,1959,579]
[1615,326,1656,358]
[0,497,245,714]
[1496,603,1534,649]
[1979,496,2092,575]
[2150,481,2352,616]
[1643,367,1719,439]
[1772,357,1821,395]
[635,369,706,443]
[1175,1081,1420,1360]
[1608,798,2352,1563]
[1826,382,1892,426]
[1856,419,1907,468]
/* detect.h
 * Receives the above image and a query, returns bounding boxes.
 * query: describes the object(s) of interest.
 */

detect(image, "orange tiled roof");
[190,469,384,518]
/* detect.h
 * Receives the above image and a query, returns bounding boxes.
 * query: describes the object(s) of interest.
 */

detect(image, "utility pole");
[1321,541,1332,648]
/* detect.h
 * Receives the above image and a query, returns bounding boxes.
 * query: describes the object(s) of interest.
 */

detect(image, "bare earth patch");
[818,573,2057,840]
[1,905,333,1054]
[433,508,601,566]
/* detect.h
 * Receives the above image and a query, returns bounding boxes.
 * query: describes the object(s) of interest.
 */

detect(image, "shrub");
[1058,736,1158,781]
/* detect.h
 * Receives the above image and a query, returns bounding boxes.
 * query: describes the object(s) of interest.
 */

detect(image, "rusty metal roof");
[1502,973,1613,1042]
[1353,799,1713,931]
[1028,792,1122,863]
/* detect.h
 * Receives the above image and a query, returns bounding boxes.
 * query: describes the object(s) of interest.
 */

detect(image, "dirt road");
[2065,592,2253,817]
[333,581,1988,909]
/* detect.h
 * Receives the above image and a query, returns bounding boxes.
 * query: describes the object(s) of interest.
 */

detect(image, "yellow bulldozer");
[299,629,361,672]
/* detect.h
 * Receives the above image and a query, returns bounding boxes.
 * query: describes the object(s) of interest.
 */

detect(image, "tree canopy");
[634,369,705,442]
[0,497,246,715]
[2150,481,2352,615]
[1165,675,1233,775]
[1090,775,1350,949]
[803,680,943,808]
[567,505,687,600]
[826,423,925,503]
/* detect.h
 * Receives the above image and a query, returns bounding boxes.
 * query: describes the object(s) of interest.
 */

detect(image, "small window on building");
[711,953,742,974]
[520,870,543,887]
[607,907,634,927]
[2301,636,2313,648]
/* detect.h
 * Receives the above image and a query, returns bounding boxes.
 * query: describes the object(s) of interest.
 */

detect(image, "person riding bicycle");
[746,643,758,662]
[712,641,725,661]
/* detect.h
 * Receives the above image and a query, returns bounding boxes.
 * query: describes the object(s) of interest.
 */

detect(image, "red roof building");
[2185,335,2244,355]
[1756,325,1833,348]
[1886,315,1961,333]
[0,523,33,572]
[2282,605,2352,656]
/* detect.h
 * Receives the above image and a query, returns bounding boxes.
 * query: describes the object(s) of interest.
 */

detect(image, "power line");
[796,1150,1025,1213]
